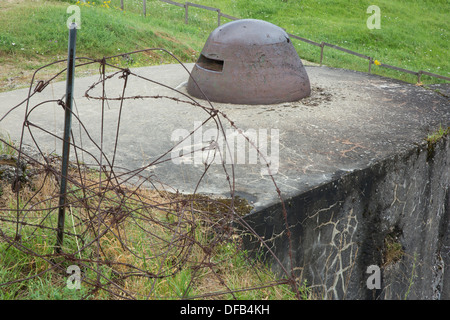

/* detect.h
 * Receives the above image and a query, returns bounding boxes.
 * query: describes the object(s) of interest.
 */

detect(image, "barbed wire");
[0,48,301,300]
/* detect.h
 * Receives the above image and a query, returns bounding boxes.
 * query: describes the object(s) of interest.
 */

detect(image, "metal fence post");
[143,0,147,16]
[56,23,77,253]
[121,0,124,10]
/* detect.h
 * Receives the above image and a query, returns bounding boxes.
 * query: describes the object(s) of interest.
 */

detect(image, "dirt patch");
[0,61,34,92]
[0,0,29,11]
[299,86,333,107]
[0,56,100,93]
[276,86,333,109]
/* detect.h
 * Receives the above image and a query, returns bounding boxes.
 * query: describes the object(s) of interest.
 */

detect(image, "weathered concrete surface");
[243,137,449,300]
[0,63,448,299]
[426,83,450,98]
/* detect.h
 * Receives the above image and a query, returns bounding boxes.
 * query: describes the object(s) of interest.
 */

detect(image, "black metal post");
[56,23,77,253]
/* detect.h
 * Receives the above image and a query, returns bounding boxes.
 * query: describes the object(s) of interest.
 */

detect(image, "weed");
[383,232,404,266]
[426,124,449,161]
[404,253,418,300]
[426,124,450,145]
[0,134,17,157]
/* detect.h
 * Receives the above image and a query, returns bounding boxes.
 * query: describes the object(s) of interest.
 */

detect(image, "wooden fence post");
[185,2,189,24]
[320,42,324,66]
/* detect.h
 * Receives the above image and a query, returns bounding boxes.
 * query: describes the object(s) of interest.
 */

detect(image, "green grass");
[426,124,450,144]
[0,134,17,157]
[0,0,202,61]
[0,0,207,91]
[0,0,448,91]
[425,124,450,160]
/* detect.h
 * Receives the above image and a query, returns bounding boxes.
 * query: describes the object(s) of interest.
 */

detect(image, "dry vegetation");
[0,149,303,299]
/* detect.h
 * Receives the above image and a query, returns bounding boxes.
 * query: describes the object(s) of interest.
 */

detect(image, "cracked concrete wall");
[242,136,449,300]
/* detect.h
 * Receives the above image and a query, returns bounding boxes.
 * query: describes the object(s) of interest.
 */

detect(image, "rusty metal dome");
[187,19,311,105]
